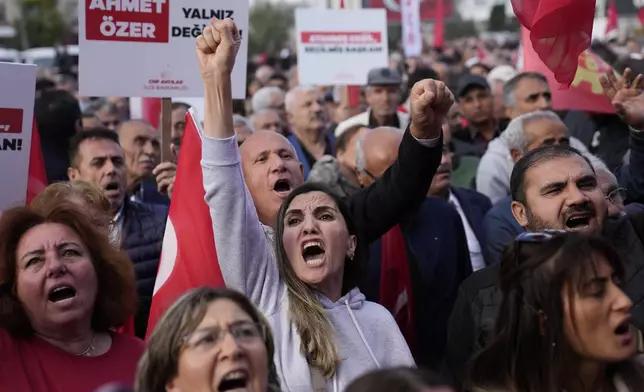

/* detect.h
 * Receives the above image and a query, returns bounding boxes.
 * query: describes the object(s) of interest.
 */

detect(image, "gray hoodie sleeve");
[200,132,284,315]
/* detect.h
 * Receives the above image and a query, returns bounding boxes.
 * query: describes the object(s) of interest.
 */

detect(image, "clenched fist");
[409,79,454,140]
[195,18,241,81]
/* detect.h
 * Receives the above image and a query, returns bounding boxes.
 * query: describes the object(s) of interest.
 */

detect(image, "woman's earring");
[348,252,355,260]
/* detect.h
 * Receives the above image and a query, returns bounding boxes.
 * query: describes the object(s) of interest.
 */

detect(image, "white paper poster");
[78,0,249,99]
[0,62,37,210]
[295,8,388,86]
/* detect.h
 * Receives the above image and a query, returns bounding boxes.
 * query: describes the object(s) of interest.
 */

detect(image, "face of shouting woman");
[167,299,269,392]
[16,223,98,334]
[282,191,357,301]
[563,256,637,364]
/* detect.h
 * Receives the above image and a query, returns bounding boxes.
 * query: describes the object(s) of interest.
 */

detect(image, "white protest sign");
[295,8,388,86]
[78,0,249,99]
[0,62,37,210]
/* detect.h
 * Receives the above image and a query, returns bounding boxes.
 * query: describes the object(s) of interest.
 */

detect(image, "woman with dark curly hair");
[0,202,142,391]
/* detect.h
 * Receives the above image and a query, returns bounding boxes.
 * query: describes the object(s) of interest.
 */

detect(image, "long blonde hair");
[274,183,365,378]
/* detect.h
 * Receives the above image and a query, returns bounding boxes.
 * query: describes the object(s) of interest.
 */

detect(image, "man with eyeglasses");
[443,71,644,385]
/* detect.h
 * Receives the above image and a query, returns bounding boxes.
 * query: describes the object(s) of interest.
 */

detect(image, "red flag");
[639,7,644,27]
[433,0,445,49]
[511,0,596,88]
[26,118,47,204]
[605,0,619,40]
[146,109,225,337]
[379,226,416,355]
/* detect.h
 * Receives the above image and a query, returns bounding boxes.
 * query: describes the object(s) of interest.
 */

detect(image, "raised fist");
[409,79,454,139]
[195,18,241,81]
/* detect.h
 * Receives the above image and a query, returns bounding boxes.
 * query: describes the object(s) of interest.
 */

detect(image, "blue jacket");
[362,197,472,368]
[618,129,644,205]
[132,178,170,206]
[481,196,521,266]
[121,199,168,337]
[287,133,335,179]
[451,187,492,261]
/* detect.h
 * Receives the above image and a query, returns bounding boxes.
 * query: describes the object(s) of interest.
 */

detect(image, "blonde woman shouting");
[194,18,454,391]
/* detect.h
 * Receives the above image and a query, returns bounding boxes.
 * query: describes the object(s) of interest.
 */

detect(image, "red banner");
[521,28,614,114]
[362,0,452,22]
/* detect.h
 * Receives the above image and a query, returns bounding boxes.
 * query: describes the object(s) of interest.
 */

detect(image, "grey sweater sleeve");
[476,153,509,204]
[200,132,284,315]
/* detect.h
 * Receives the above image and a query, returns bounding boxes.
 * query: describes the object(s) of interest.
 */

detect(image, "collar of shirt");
[113,202,125,224]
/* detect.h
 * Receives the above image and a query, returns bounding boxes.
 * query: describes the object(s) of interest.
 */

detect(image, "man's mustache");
[563,201,596,218]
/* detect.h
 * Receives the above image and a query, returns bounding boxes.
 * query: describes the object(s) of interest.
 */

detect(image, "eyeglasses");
[182,321,266,351]
[605,187,627,205]
[514,230,567,267]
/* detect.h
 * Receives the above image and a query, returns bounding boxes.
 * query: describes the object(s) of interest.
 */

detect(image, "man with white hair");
[232,114,253,145]
[249,108,281,134]
[251,86,286,124]
[476,72,588,203]
[486,65,517,124]
[284,85,333,178]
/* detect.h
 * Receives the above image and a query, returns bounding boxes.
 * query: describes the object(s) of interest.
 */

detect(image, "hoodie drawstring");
[344,297,381,368]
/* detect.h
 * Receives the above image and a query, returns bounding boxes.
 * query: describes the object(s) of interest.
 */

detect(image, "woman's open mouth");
[218,369,249,391]
[302,240,325,267]
[48,285,77,304]
[615,319,634,345]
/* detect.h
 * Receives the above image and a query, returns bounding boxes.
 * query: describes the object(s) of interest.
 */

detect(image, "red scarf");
[379,225,416,354]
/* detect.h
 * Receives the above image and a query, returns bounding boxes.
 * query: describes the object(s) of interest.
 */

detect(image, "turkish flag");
[26,118,47,204]
[511,0,596,88]
[146,109,225,337]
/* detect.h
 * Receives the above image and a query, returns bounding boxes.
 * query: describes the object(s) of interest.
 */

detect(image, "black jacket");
[345,126,443,243]
[443,212,644,384]
[121,199,168,338]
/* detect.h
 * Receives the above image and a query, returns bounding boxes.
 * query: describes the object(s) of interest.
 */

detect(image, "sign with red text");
[521,28,615,113]
[0,62,37,210]
[78,0,249,99]
[295,9,388,86]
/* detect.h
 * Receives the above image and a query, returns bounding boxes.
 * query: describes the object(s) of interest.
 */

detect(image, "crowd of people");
[3,13,644,392]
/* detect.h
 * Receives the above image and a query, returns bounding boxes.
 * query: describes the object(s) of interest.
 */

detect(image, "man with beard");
[67,129,167,338]
[443,69,644,382]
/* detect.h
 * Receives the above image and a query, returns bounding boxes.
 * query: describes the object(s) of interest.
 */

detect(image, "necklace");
[77,333,96,357]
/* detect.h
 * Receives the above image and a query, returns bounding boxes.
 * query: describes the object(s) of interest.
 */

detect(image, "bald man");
[355,126,473,368]
[308,124,369,198]
[356,127,404,187]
